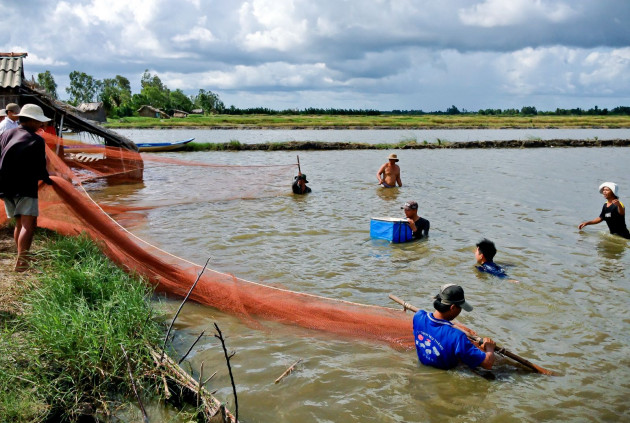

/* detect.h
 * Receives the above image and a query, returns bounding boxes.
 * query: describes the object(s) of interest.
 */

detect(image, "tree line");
[35,71,630,118]
[36,69,225,118]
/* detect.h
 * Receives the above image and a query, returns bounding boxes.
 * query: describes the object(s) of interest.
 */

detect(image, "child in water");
[578,182,630,239]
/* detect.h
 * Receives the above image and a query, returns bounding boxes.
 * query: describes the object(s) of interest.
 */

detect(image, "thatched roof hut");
[0,52,137,151]
[172,109,188,118]
[137,105,170,119]
[77,102,107,123]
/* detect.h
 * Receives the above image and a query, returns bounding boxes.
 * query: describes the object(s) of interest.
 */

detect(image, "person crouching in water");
[475,238,507,278]
[578,182,630,239]
[413,284,496,370]
[402,200,429,239]
[292,172,311,194]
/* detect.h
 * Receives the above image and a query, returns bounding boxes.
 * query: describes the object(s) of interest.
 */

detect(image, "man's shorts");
[3,197,39,218]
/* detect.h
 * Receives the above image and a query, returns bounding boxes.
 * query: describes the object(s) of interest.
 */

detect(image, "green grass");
[0,232,163,421]
[105,114,630,129]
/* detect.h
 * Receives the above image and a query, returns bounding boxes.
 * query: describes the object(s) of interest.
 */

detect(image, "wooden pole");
[297,155,301,173]
[388,294,555,375]
[274,359,303,384]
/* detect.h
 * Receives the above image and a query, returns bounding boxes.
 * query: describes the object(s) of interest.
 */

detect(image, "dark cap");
[435,284,473,312]
[298,174,309,183]
[401,201,418,210]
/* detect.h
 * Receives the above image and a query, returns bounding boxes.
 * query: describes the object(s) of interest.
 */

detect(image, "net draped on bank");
[1,133,414,349]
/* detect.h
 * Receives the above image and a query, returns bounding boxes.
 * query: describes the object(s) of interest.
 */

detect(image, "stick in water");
[274,359,303,384]
[388,294,555,375]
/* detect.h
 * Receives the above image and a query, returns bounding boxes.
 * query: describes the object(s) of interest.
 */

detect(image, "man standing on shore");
[0,104,53,271]
[376,153,402,188]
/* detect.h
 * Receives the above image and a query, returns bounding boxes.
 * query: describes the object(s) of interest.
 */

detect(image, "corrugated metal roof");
[0,56,24,89]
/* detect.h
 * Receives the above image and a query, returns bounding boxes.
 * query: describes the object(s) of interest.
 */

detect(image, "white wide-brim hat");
[599,182,618,196]
[17,104,51,122]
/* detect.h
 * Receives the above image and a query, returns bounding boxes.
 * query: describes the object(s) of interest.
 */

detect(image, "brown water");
[90,147,630,422]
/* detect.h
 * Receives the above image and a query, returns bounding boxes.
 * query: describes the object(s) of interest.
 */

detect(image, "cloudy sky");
[3,0,630,111]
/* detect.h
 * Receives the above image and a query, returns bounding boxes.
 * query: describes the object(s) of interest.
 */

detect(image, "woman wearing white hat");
[578,182,630,239]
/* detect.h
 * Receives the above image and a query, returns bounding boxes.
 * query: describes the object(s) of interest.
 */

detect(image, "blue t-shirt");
[412,310,486,370]
[476,261,507,278]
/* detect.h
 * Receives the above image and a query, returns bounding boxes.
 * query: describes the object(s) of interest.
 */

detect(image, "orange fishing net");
[1,132,413,349]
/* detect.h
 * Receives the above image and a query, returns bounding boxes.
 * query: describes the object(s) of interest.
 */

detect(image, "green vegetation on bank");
[105,114,630,129]
[177,138,630,152]
[0,232,164,421]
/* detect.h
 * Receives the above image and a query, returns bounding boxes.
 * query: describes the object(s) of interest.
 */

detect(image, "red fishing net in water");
[1,133,413,349]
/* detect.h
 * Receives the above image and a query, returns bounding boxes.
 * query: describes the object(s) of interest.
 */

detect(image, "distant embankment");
[182,139,630,152]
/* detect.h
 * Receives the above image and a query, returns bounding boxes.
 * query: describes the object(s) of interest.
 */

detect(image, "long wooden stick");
[388,294,554,375]
[274,359,303,384]
[121,344,149,423]
[161,257,211,361]
[297,155,301,173]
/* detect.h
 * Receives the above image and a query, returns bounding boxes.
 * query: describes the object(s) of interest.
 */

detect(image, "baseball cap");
[435,284,473,312]
[401,201,418,210]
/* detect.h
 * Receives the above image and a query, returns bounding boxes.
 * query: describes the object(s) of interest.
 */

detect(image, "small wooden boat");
[136,138,195,152]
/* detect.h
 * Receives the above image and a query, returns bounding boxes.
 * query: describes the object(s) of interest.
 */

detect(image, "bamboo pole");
[274,359,303,384]
[388,294,555,375]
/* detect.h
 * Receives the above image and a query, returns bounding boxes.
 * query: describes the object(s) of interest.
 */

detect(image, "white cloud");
[579,48,630,91]
[459,0,577,27]
[173,25,216,44]
[239,0,309,51]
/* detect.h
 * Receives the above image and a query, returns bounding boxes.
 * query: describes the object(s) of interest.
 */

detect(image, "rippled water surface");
[115,127,630,145]
[91,144,630,422]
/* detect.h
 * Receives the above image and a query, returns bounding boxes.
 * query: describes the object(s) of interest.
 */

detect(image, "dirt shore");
[0,226,37,317]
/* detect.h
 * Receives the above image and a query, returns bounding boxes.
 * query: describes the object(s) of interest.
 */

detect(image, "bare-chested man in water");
[376,153,402,187]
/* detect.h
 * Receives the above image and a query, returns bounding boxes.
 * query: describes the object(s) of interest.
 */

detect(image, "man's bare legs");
[14,215,37,272]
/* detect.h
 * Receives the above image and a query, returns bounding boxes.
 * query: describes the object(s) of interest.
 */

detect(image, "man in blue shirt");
[413,284,496,370]
[475,238,507,278]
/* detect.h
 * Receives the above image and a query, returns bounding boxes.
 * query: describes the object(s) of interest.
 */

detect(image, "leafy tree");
[520,106,538,115]
[139,70,169,110]
[193,89,225,114]
[66,71,102,106]
[169,89,193,112]
[37,70,58,99]
[446,105,460,114]
[100,75,133,117]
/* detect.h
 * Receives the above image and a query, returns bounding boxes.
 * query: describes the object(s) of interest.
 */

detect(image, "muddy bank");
[182,138,630,152]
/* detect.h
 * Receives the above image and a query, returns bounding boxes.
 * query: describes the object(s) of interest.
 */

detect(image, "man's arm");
[578,217,603,229]
[376,164,385,184]
[396,170,402,187]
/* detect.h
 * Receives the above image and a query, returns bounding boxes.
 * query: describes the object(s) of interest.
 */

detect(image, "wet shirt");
[0,127,49,198]
[599,202,630,239]
[412,310,486,370]
[412,216,430,239]
[476,261,507,278]
[292,178,311,194]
